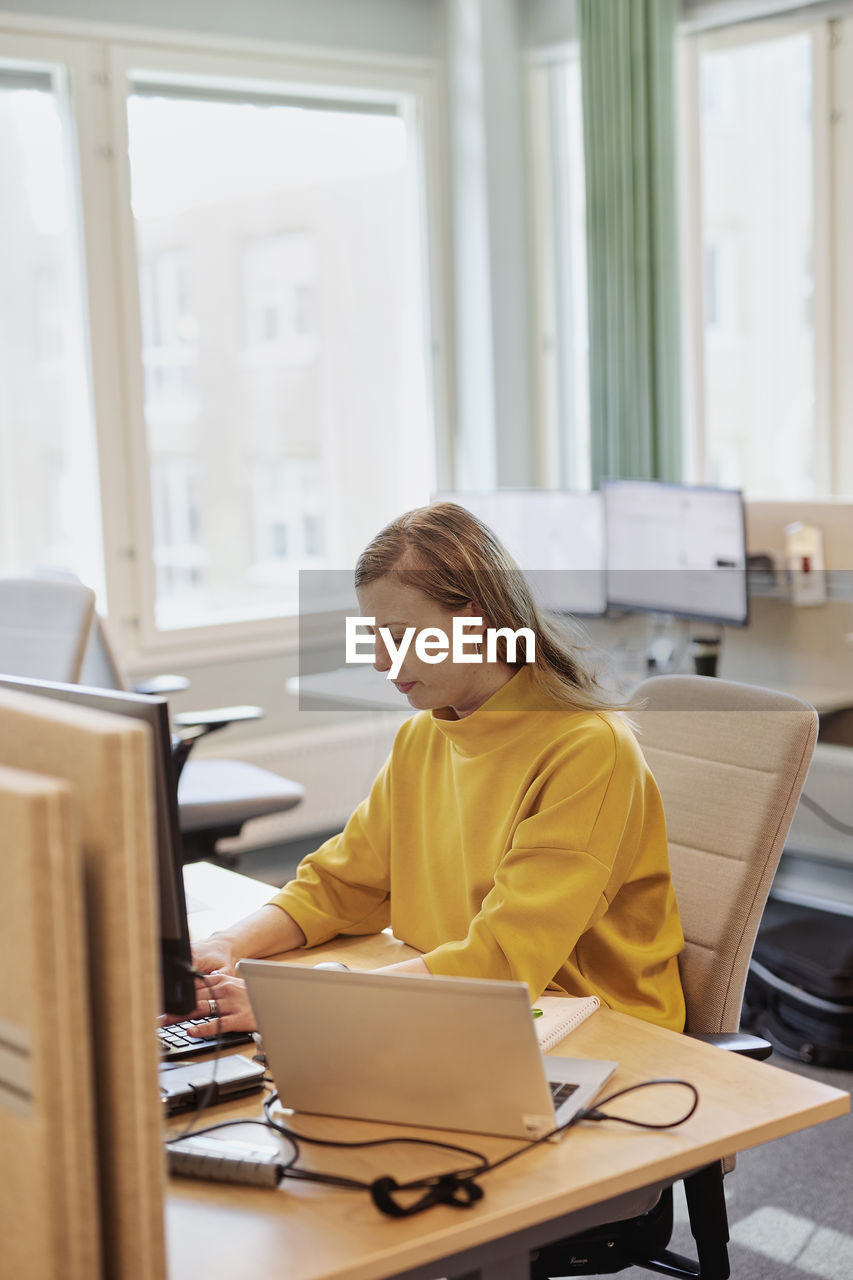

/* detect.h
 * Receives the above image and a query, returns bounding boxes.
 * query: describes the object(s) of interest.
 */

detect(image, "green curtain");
[579,0,682,484]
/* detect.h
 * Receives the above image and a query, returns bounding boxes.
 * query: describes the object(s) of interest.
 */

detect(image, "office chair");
[531,674,818,1280]
[0,578,303,864]
[0,576,95,684]
[79,610,304,863]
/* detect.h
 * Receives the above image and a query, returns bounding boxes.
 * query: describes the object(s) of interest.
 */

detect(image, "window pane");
[0,74,104,594]
[125,91,435,630]
[529,56,590,489]
[698,34,814,496]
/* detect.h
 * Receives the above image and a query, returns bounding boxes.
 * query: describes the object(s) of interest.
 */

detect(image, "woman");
[182,502,685,1033]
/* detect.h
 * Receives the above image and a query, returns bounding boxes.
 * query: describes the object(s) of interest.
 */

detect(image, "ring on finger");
[208,998,219,1019]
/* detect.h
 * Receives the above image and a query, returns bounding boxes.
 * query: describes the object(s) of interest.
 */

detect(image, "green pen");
[532,1008,543,1018]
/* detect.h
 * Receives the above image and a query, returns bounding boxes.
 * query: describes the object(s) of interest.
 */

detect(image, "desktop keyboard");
[158,1019,255,1059]
[549,1081,579,1108]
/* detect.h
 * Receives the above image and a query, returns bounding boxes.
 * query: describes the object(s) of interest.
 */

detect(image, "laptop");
[239,961,617,1141]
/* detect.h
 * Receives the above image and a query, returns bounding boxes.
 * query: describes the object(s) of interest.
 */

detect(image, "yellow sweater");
[270,666,686,1030]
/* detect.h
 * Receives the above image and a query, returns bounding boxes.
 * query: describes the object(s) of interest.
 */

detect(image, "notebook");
[534,995,600,1051]
[239,962,616,1141]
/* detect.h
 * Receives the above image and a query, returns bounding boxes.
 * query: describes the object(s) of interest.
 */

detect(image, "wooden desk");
[773,683,853,716]
[291,664,853,719]
[287,668,414,714]
[166,928,848,1280]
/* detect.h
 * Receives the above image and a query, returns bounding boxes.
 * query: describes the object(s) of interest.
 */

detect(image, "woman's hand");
[191,934,238,977]
[171,972,257,1035]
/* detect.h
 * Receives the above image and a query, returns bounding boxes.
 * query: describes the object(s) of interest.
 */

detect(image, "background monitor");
[0,674,195,1015]
[431,490,607,616]
[602,480,748,626]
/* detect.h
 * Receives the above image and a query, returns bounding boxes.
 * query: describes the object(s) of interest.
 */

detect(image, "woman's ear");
[458,600,486,644]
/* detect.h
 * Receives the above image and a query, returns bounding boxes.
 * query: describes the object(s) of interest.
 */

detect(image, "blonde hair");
[355,502,628,713]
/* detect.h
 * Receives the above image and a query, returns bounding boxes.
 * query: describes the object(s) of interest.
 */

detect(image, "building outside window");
[125,83,436,631]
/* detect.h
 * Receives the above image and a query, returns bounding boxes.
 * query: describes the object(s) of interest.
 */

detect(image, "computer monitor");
[602,480,748,627]
[0,674,194,1015]
[431,490,607,616]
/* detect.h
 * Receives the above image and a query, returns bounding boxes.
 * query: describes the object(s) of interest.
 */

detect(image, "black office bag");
[742,914,853,1069]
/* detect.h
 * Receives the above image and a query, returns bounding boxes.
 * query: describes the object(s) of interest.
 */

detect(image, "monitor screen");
[602,480,748,626]
[431,490,607,616]
[0,675,195,1014]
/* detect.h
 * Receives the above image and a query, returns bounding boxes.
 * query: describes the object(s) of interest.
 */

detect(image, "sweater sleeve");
[422,726,639,999]
[267,756,392,946]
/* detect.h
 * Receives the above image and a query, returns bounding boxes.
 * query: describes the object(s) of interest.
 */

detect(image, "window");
[150,457,206,616]
[244,232,317,361]
[681,25,823,497]
[703,234,741,344]
[139,251,199,422]
[0,65,104,596]
[249,457,325,588]
[0,29,445,658]
[123,77,437,632]
[527,50,590,489]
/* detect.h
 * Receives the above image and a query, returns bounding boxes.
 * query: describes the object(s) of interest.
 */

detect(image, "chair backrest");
[0,577,95,684]
[78,611,128,691]
[633,674,818,1036]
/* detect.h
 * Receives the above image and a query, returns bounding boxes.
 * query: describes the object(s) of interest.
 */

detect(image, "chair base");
[531,1162,730,1280]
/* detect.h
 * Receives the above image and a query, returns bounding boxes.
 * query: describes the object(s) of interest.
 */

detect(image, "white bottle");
[785,521,827,607]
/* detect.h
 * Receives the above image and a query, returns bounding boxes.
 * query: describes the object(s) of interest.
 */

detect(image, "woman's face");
[356,575,511,718]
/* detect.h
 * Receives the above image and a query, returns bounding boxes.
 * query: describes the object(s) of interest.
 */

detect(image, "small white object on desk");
[786,521,828,607]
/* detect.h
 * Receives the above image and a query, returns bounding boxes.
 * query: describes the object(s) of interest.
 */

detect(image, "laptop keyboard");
[549,1080,580,1108]
[158,1019,254,1059]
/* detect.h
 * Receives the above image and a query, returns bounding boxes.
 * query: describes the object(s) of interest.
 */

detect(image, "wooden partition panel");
[0,765,100,1280]
[0,689,166,1280]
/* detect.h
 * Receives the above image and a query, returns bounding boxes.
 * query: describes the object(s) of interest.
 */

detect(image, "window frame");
[0,17,451,670]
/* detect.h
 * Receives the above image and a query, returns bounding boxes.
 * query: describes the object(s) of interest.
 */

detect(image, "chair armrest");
[688,1031,773,1060]
[171,725,208,782]
[169,707,263,782]
[171,705,263,736]
[132,674,191,696]
[171,707,264,756]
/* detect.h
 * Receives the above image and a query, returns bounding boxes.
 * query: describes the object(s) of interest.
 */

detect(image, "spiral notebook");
[533,995,600,1051]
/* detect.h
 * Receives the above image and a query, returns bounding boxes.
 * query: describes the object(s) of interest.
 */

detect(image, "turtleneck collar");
[429,665,558,756]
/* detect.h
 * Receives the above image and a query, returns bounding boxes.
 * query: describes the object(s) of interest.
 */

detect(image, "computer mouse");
[312,961,350,971]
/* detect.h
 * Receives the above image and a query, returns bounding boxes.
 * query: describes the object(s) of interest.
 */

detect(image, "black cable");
[369,1079,700,1215]
[263,1091,488,1179]
[799,791,853,837]
[564,1078,700,1130]
[161,987,700,1221]
[164,965,226,1139]
[254,1079,700,1218]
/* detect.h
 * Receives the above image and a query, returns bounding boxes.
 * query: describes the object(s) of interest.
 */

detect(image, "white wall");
[680,0,841,31]
[0,0,442,55]
[520,0,578,48]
